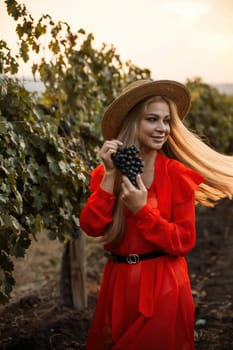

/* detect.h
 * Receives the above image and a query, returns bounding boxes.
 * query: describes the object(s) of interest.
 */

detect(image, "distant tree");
[186,78,233,154]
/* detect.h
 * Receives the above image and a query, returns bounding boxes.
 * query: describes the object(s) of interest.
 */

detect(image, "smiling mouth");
[151,136,165,141]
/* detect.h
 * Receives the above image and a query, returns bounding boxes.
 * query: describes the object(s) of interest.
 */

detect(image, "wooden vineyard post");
[70,230,87,311]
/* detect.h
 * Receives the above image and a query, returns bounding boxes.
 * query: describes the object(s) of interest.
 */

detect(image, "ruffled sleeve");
[80,164,116,237]
[132,157,205,256]
[169,160,205,204]
[89,164,105,192]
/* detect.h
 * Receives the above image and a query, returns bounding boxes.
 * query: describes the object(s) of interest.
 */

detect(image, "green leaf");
[3,214,21,232]
[20,41,29,62]
[58,160,67,174]
[0,121,8,134]
[34,214,43,232]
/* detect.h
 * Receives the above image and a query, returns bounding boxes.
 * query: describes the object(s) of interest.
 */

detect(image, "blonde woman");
[80,80,233,350]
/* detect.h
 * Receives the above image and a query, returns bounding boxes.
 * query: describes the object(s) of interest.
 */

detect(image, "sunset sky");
[1,0,233,83]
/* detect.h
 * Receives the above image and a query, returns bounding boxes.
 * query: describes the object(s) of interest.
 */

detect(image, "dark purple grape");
[111,145,144,187]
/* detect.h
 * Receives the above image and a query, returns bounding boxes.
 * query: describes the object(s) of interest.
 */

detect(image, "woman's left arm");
[133,195,196,256]
[121,173,197,256]
[121,174,197,256]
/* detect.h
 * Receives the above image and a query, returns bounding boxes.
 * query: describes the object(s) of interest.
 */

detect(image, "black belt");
[104,250,167,265]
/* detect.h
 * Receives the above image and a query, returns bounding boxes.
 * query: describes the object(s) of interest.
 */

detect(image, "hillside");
[20,78,233,96]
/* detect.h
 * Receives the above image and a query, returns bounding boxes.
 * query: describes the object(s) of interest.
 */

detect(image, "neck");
[141,150,158,168]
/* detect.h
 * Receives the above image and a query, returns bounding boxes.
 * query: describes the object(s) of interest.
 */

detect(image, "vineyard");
[0,1,233,349]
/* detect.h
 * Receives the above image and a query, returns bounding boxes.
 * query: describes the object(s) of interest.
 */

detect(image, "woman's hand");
[120,174,147,213]
[99,140,123,172]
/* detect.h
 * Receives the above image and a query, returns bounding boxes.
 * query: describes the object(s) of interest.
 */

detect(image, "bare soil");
[0,199,232,350]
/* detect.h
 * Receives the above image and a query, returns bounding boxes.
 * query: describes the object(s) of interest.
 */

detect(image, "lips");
[151,136,165,142]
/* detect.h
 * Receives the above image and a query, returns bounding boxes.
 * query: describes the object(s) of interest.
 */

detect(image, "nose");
[155,121,166,132]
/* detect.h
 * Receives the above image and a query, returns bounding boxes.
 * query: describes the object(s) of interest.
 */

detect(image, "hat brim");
[101,80,191,140]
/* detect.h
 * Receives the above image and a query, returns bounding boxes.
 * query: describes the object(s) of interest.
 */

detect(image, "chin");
[151,142,165,150]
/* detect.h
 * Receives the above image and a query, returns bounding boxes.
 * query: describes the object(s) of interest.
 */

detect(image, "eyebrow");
[145,113,171,118]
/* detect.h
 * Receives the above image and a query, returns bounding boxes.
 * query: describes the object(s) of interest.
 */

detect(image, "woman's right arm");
[80,140,122,236]
[79,178,116,237]
[98,139,122,192]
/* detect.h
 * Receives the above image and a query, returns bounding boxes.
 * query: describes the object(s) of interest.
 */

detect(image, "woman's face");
[138,100,171,152]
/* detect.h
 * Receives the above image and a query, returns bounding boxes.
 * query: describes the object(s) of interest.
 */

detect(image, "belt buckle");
[126,254,139,264]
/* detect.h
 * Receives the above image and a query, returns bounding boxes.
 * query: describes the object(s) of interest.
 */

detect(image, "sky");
[1,0,233,84]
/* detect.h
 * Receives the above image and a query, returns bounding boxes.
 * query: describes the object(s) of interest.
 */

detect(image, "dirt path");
[188,200,233,350]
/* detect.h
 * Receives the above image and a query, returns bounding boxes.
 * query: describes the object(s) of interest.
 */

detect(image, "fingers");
[100,140,123,170]
[101,140,122,151]
[136,174,147,190]
[101,140,122,158]
[120,174,147,212]
[103,140,123,152]
[121,174,146,190]
[120,174,147,197]
[121,175,134,189]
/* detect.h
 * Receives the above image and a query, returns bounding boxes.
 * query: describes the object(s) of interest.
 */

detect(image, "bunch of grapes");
[111,145,144,187]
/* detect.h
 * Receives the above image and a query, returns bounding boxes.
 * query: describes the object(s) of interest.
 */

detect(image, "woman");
[80,80,233,350]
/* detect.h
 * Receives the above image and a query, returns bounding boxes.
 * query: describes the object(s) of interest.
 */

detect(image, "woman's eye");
[147,117,157,122]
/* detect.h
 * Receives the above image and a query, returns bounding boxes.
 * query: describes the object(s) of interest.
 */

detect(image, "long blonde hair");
[102,96,233,244]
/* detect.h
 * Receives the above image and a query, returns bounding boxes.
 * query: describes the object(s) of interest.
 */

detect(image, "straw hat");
[101,79,191,140]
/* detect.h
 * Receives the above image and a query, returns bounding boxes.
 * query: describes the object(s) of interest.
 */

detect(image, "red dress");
[80,153,204,350]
